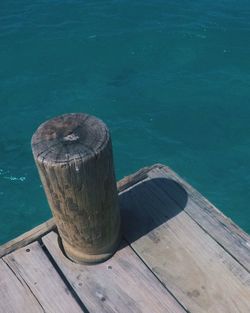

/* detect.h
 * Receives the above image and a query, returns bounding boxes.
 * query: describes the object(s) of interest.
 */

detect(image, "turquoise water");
[1,0,250,244]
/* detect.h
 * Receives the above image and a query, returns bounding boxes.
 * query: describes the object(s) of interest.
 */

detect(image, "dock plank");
[0,165,157,259]
[0,218,55,258]
[148,165,250,272]
[43,231,187,313]
[1,163,250,313]
[120,176,250,313]
[0,259,44,313]
[3,241,84,313]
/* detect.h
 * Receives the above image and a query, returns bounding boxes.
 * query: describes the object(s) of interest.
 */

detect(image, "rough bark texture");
[31,113,121,264]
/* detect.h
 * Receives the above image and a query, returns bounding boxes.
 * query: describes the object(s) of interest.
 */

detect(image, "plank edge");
[160,164,250,243]
[0,164,161,257]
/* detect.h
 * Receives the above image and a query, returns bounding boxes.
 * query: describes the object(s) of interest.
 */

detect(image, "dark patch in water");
[107,68,136,87]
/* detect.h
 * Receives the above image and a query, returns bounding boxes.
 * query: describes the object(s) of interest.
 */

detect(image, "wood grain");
[148,165,250,272]
[120,176,250,313]
[3,241,83,313]
[31,113,121,264]
[1,164,250,312]
[2,163,249,263]
[43,231,187,313]
[0,259,44,313]
[0,165,157,258]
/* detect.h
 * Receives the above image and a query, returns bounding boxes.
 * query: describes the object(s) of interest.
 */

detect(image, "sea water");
[1,0,250,243]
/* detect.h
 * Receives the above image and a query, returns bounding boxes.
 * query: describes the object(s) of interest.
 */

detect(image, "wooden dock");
[0,164,250,313]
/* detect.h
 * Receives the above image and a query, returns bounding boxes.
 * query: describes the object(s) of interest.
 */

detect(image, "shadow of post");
[119,178,188,245]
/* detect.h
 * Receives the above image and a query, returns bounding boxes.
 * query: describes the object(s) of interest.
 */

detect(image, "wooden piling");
[31,113,121,264]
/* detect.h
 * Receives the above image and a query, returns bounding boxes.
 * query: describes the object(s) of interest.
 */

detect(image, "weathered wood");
[0,218,55,258]
[1,162,249,266]
[117,164,158,192]
[120,176,250,313]
[0,259,44,313]
[148,165,250,272]
[43,231,187,313]
[3,241,83,313]
[1,164,250,313]
[31,113,121,264]
[0,165,156,258]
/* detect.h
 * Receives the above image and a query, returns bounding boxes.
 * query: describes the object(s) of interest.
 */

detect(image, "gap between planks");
[42,231,187,313]
[148,165,250,273]
[3,240,86,313]
[0,164,157,259]
[1,164,250,313]
[119,173,250,313]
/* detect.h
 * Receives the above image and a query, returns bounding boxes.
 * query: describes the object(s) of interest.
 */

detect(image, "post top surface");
[31,113,109,164]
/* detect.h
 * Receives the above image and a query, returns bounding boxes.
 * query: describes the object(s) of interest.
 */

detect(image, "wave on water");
[0,169,26,182]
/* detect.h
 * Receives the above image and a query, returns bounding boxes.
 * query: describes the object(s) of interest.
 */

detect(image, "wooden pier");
[0,164,250,313]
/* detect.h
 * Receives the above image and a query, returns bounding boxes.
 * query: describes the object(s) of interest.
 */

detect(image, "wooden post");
[31,113,121,264]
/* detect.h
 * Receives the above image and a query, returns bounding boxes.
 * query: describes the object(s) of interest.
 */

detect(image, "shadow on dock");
[54,177,188,261]
[119,177,188,247]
